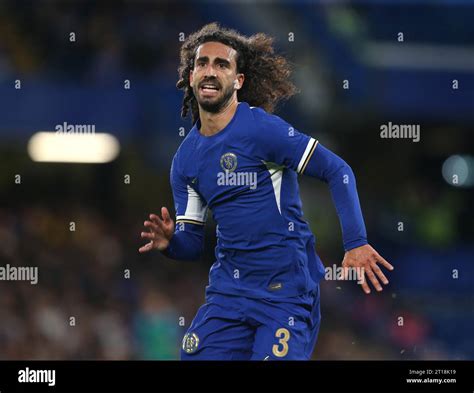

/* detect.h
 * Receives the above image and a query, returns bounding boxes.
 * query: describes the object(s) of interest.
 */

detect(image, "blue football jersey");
[170,101,326,299]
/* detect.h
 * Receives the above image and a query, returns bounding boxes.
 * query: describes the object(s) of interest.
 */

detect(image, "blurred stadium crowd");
[0,203,460,360]
[0,1,473,360]
[0,1,185,81]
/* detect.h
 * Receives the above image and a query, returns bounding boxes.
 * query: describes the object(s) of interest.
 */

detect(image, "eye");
[218,63,228,69]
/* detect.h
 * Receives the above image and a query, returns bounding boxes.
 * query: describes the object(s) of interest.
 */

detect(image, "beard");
[193,82,235,113]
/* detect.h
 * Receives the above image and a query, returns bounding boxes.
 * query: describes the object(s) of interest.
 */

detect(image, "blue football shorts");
[180,284,321,360]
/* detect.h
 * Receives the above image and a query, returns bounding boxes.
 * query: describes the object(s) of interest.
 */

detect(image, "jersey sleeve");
[170,154,208,225]
[300,142,368,251]
[252,107,318,174]
[161,153,208,261]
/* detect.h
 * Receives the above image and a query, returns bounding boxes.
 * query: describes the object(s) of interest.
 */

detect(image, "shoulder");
[248,104,271,124]
[248,104,291,133]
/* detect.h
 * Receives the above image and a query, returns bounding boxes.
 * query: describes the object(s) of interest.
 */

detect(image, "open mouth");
[199,83,220,96]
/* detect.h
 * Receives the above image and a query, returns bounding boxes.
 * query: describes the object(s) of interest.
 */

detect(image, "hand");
[138,207,175,253]
[341,244,394,294]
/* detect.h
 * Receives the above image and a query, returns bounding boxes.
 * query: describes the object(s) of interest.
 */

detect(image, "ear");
[189,72,194,88]
[234,73,244,90]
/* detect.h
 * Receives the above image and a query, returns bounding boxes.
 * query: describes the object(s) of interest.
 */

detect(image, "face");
[190,41,244,113]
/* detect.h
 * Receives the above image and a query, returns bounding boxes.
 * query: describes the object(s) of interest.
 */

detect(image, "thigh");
[250,288,321,361]
[305,290,321,360]
[181,294,255,360]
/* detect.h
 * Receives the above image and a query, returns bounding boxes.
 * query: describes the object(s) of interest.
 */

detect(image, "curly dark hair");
[176,22,299,124]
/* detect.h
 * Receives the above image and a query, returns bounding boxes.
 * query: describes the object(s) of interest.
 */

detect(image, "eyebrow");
[195,56,231,66]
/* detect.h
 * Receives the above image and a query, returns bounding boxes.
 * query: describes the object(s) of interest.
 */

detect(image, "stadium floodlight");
[27,132,120,163]
[442,155,474,187]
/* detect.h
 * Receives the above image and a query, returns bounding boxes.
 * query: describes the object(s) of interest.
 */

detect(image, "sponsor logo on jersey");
[268,282,283,291]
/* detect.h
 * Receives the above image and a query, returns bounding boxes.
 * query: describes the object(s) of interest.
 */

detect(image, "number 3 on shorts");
[272,328,290,357]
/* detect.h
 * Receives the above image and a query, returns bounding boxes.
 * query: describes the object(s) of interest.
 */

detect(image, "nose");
[203,64,217,78]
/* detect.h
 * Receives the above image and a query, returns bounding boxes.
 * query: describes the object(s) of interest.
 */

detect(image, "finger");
[340,261,348,281]
[138,241,153,253]
[374,252,394,271]
[371,262,389,285]
[161,207,172,223]
[149,213,164,225]
[341,260,351,281]
[360,278,371,294]
[356,266,365,285]
[144,220,163,235]
[141,231,156,240]
[365,265,383,291]
[150,214,167,232]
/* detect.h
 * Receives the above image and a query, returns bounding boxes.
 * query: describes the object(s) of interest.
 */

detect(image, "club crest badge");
[220,152,238,172]
[182,332,200,354]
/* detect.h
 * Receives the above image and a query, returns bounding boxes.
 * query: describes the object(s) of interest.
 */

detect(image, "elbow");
[304,143,356,183]
[185,245,204,261]
[326,158,354,184]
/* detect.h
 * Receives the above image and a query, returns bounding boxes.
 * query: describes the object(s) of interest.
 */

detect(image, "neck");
[198,98,239,136]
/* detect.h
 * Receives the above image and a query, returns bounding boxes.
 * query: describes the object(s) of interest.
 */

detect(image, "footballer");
[139,23,394,360]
